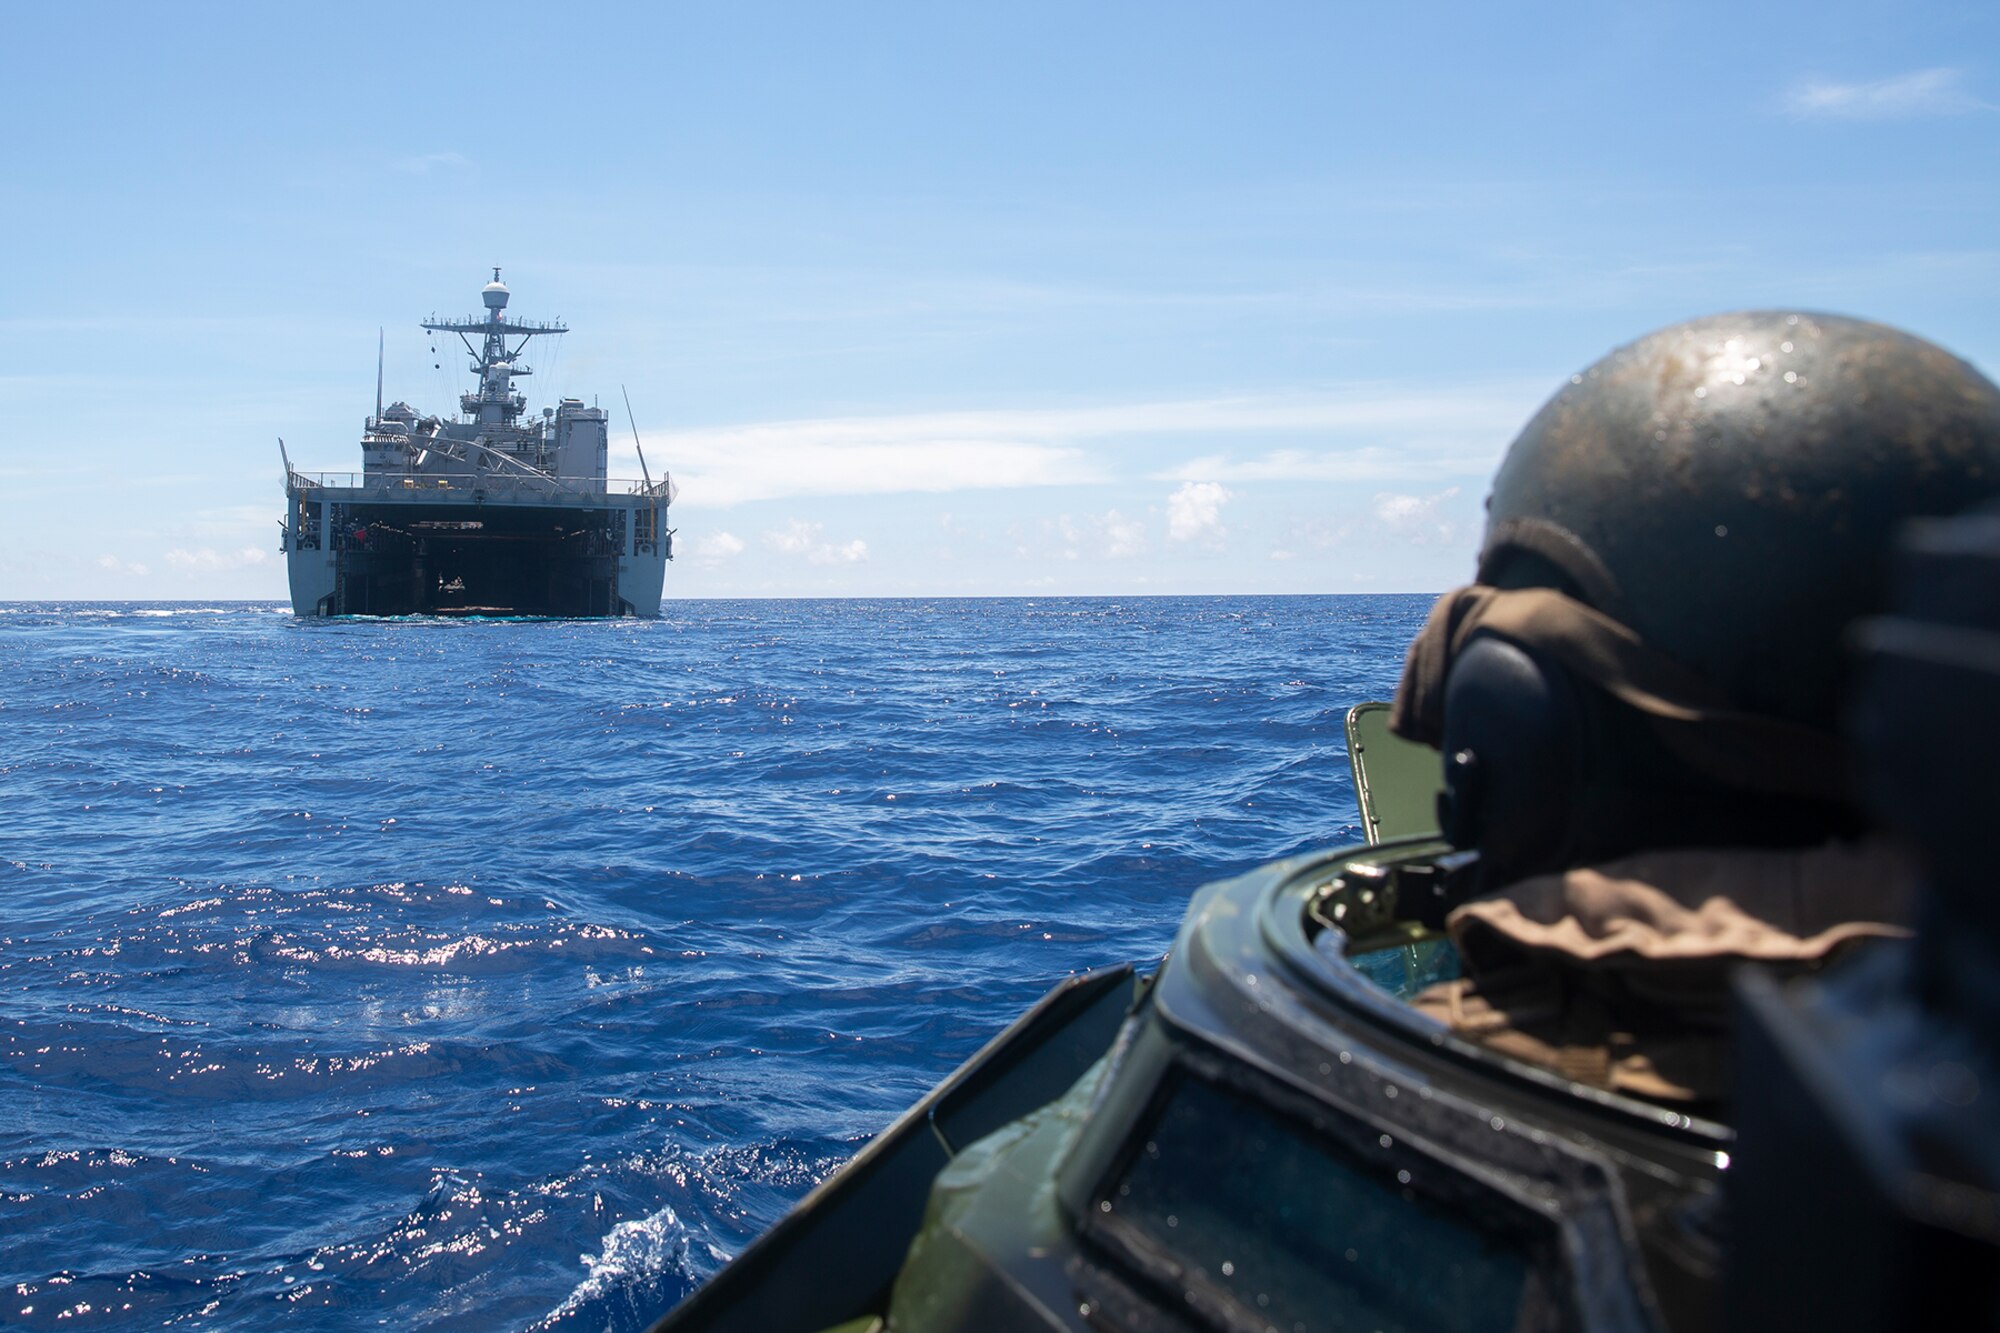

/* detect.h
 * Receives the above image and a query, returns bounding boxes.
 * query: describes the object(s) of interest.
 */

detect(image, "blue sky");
[3,1,1995,599]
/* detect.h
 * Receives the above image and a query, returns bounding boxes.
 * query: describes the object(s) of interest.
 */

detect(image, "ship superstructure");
[282,272,673,617]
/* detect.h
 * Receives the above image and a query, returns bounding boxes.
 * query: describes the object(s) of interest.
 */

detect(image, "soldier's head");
[1393,312,2000,886]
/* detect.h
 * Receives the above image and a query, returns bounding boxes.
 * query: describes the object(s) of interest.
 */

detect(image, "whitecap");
[531,1203,692,1329]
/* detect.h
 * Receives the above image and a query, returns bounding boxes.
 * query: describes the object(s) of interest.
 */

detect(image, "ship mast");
[420,268,568,428]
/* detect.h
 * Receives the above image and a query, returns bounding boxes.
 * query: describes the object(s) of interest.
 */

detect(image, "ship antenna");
[375,328,384,422]
[621,385,654,490]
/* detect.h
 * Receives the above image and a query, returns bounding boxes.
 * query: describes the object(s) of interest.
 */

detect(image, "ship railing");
[284,470,673,502]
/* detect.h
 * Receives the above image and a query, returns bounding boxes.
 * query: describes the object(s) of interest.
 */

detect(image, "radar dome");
[482,280,510,310]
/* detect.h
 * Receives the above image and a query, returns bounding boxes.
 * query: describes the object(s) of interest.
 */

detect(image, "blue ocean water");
[0,595,1430,1330]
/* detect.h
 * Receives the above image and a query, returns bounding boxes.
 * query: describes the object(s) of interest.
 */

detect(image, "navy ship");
[282,272,673,617]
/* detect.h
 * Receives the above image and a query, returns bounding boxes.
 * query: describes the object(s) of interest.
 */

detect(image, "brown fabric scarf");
[1411,838,1915,1103]
[1388,584,1850,802]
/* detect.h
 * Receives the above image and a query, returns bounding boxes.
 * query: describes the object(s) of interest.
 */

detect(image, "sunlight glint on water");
[0,595,1429,1329]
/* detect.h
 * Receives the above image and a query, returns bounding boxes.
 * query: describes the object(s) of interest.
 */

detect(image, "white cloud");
[1167,482,1232,545]
[1102,510,1146,559]
[164,547,271,572]
[766,519,868,565]
[649,423,1097,509]
[96,553,152,577]
[1271,486,1466,560]
[1372,487,1462,543]
[689,531,746,564]
[1156,445,1493,485]
[1780,68,1992,120]
[1055,515,1084,555]
[638,384,1538,508]
[1038,510,1144,561]
[818,540,868,565]
[768,520,815,555]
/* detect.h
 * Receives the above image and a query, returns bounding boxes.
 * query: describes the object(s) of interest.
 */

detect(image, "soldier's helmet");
[1393,312,2000,885]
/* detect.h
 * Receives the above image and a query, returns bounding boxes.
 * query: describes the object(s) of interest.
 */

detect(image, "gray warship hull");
[283,472,670,617]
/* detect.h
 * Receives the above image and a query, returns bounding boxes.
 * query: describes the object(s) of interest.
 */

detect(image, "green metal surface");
[886,1061,1111,1332]
[650,966,1138,1333]
[1344,702,1444,845]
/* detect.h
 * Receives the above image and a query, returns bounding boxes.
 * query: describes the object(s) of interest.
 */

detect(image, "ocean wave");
[0,594,1430,1329]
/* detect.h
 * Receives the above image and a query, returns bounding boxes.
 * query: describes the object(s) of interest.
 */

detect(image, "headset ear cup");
[1437,635,1586,883]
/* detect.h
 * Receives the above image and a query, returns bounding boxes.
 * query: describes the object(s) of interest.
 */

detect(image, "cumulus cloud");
[1102,510,1146,559]
[768,520,816,556]
[1167,482,1232,544]
[1053,515,1084,560]
[164,547,271,571]
[1372,487,1461,539]
[689,531,746,564]
[1269,486,1464,560]
[1780,68,1992,120]
[766,519,868,565]
[1039,510,1145,561]
[96,553,151,577]
[820,540,868,565]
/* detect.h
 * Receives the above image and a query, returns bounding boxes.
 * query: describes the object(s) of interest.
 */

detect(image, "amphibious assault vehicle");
[650,572,1997,1332]
[649,309,2000,1330]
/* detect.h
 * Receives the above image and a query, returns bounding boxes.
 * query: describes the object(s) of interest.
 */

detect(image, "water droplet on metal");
[1931,1060,1980,1106]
